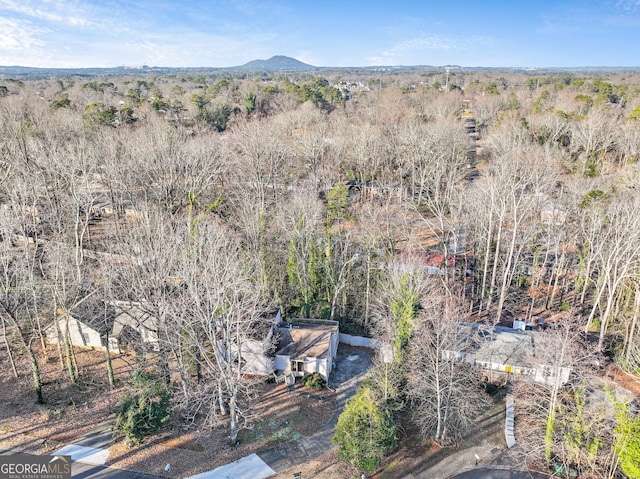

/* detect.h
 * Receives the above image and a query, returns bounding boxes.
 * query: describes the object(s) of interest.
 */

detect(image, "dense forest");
[1,68,640,478]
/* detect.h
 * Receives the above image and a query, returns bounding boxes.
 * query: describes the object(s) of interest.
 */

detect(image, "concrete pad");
[505,394,516,449]
[53,443,110,465]
[186,453,276,479]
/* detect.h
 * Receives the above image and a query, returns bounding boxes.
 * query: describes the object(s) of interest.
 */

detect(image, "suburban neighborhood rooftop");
[275,321,339,360]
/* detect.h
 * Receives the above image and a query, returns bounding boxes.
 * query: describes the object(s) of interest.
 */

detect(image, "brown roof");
[275,323,338,360]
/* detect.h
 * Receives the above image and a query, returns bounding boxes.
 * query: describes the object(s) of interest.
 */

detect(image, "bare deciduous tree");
[178,219,266,445]
[406,290,489,446]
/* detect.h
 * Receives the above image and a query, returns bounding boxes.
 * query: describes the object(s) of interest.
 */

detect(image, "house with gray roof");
[444,324,571,386]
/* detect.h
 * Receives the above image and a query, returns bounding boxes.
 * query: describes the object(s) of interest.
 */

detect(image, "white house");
[46,314,109,351]
[109,300,159,352]
[273,319,340,382]
[444,324,572,386]
[45,300,118,352]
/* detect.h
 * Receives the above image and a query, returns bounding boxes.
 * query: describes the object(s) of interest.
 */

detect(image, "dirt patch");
[160,436,205,452]
[238,382,336,445]
[606,363,640,396]
[0,346,132,455]
[378,435,443,479]
[104,381,337,477]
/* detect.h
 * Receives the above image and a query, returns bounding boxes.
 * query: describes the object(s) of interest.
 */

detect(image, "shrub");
[83,102,117,127]
[303,372,326,389]
[50,94,71,110]
[115,371,171,445]
[332,381,397,472]
[610,391,640,479]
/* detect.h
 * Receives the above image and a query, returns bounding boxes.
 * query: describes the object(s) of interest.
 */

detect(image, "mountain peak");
[238,55,315,71]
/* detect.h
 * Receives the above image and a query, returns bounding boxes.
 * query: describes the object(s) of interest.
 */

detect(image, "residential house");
[109,300,160,352]
[222,312,340,385]
[444,323,571,386]
[512,317,545,331]
[396,251,462,276]
[535,193,567,226]
[233,309,340,383]
[232,308,283,376]
[46,314,106,350]
[45,300,118,352]
[273,319,340,382]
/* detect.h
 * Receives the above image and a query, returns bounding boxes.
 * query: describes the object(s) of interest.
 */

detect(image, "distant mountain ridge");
[238,55,316,71]
[1,57,639,78]
[0,55,317,77]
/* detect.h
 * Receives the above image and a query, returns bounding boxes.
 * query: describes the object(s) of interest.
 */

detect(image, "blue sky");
[0,0,638,68]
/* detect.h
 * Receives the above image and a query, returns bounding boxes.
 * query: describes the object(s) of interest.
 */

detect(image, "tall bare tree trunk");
[2,310,44,404]
[2,316,18,378]
[487,216,504,310]
[495,220,518,324]
[63,315,78,383]
[228,394,239,445]
[623,287,640,364]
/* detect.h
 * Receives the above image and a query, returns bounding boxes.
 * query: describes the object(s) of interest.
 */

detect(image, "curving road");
[450,467,550,479]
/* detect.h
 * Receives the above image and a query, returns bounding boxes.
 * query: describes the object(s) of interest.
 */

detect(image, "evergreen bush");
[115,371,171,445]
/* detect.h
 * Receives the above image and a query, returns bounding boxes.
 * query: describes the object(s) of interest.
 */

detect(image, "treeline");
[1,69,640,476]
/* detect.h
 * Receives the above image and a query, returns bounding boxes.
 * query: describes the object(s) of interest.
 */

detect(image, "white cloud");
[115,30,280,67]
[369,34,488,65]
[294,51,323,67]
[0,17,46,52]
[0,0,296,67]
[616,0,640,12]
[0,0,96,27]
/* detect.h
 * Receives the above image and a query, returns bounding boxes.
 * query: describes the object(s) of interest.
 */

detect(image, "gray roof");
[274,322,338,360]
[457,323,562,371]
[68,298,117,335]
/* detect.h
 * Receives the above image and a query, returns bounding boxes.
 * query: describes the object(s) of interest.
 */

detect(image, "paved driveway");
[330,346,372,387]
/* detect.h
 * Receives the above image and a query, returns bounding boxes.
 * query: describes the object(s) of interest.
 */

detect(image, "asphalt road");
[450,468,550,479]
[0,449,163,479]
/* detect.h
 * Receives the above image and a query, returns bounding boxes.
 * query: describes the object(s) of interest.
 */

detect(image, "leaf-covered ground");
[0,346,337,478]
